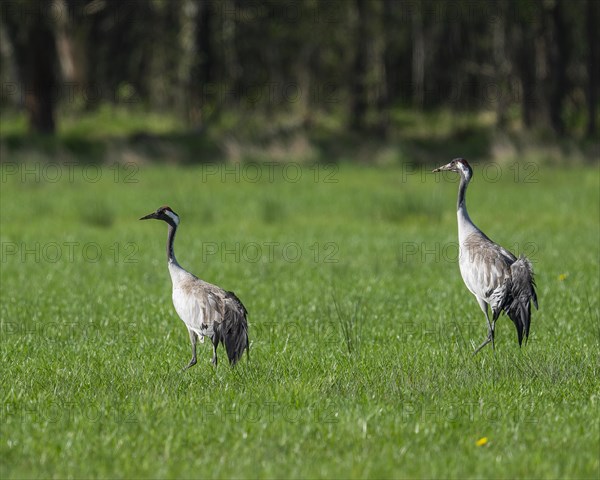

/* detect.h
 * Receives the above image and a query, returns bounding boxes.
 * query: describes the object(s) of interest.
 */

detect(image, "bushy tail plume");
[506,255,538,346]
[222,291,249,365]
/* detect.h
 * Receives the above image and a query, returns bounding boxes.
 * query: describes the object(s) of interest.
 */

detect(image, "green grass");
[1,161,598,479]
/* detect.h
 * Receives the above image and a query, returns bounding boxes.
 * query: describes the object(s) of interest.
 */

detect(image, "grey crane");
[140,206,249,368]
[432,158,538,353]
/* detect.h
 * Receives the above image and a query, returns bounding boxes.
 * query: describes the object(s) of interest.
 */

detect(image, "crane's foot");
[473,334,492,355]
[183,357,197,370]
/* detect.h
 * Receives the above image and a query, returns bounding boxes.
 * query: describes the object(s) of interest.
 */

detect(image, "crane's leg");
[473,298,493,355]
[491,309,501,350]
[184,329,198,370]
[211,335,219,367]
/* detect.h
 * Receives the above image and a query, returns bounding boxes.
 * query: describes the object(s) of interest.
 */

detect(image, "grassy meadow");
[1,159,598,478]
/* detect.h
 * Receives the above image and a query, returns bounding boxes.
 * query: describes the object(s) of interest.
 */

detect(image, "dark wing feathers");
[220,291,249,365]
[505,255,537,346]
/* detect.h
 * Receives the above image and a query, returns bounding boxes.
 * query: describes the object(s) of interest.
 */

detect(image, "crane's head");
[139,205,180,227]
[432,158,472,180]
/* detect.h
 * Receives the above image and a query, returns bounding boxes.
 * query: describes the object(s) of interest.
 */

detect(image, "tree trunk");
[382,0,396,107]
[548,0,568,135]
[190,0,215,127]
[197,0,215,87]
[493,1,510,129]
[222,0,240,109]
[515,25,536,128]
[3,0,57,133]
[54,0,78,84]
[178,0,198,124]
[411,1,425,110]
[376,0,396,138]
[350,0,368,132]
[586,0,598,137]
[27,22,56,133]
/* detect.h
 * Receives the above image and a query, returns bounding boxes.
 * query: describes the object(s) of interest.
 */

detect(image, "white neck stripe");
[165,210,179,225]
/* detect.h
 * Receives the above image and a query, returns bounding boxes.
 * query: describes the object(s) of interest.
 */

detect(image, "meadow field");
[1,160,598,478]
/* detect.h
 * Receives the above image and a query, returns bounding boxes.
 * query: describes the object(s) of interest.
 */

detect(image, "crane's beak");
[432,162,452,173]
[139,212,158,220]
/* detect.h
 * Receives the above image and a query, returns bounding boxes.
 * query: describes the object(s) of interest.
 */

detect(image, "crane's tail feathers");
[506,255,537,346]
[222,291,249,366]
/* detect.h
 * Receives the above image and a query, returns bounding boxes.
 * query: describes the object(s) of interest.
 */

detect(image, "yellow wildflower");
[475,437,488,447]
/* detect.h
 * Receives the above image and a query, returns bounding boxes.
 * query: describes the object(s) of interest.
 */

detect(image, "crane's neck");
[457,172,477,243]
[457,172,470,211]
[166,223,180,266]
[166,223,192,287]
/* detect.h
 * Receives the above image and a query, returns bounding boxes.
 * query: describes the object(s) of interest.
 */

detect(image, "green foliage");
[2,0,598,137]
[3,105,596,165]
[1,162,598,478]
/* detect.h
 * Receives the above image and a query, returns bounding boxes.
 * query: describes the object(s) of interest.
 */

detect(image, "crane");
[432,158,538,353]
[140,206,249,368]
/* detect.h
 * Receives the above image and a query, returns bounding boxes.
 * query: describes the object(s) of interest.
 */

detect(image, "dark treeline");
[0,0,598,138]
